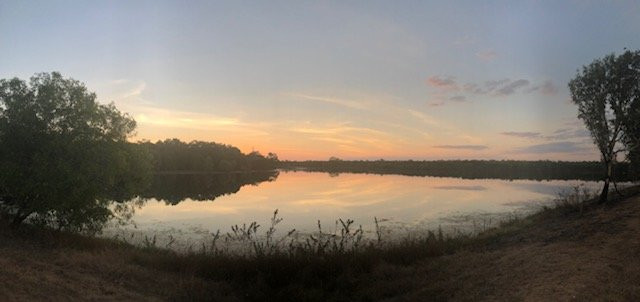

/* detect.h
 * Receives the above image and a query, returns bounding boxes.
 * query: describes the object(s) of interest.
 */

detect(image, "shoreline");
[1,186,639,301]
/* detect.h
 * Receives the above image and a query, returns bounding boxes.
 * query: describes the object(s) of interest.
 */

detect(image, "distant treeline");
[279,160,635,181]
[140,139,279,172]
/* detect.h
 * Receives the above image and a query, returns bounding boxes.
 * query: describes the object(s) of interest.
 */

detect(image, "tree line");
[142,139,279,173]
[279,159,633,181]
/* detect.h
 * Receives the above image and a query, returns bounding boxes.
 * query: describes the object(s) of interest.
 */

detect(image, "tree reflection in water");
[143,171,280,204]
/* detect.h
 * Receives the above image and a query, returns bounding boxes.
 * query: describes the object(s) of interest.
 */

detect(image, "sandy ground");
[0,230,233,301]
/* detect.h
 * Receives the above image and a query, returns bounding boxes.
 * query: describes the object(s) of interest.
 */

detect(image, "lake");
[104,170,608,248]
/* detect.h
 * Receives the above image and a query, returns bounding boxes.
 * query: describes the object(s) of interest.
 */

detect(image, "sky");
[1,1,639,160]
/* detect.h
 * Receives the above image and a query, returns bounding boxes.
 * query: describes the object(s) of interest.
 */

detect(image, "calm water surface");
[105,171,605,245]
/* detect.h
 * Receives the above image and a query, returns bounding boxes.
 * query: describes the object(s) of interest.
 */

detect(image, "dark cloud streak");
[500,127,591,142]
[516,141,589,154]
[427,75,559,107]
[526,80,559,95]
[495,79,530,96]
[426,76,458,91]
[449,95,467,102]
[501,131,541,139]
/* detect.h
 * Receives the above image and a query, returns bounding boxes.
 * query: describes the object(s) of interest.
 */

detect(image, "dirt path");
[0,231,233,301]
[379,194,640,301]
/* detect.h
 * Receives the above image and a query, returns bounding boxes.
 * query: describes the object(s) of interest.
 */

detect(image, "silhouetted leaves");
[569,50,640,202]
[143,139,279,172]
[0,72,152,232]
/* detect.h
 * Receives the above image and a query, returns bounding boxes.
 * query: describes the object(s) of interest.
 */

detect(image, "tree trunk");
[599,161,613,203]
[599,180,610,203]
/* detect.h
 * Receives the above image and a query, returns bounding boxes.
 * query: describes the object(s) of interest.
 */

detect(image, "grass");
[126,209,478,301]
[2,184,639,301]
[1,207,490,301]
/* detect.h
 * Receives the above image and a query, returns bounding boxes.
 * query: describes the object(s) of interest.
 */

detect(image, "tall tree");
[569,50,640,203]
[0,72,151,232]
[616,51,640,179]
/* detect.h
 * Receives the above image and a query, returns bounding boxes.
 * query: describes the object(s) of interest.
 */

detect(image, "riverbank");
[1,186,639,301]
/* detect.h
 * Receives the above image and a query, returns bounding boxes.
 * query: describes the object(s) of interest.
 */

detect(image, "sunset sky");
[2,1,639,160]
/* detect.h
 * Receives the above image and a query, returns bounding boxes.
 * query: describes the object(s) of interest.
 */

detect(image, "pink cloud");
[476,50,497,61]
[426,76,458,91]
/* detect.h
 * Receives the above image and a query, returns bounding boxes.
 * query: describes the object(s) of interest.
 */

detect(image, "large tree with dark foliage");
[616,51,640,179]
[569,50,640,203]
[0,72,151,232]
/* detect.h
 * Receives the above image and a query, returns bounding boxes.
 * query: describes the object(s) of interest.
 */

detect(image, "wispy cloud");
[377,121,432,139]
[426,76,459,92]
[501,131,542,139]
[428,100,445,107]
[99,79,149,104]
[426,76,557,107]
[526,80,559,95]
[483,79,511,93]
[136,108,240,128]
[553,128,572,134]
[476,50,497,61]
[546,128,591,141]
[111,79,129,85]
[285,121,401,156]
[516,141,589,154]
[128,105,271,137]
[462,83,484,94]
[288,93,369,110]
[407,109,441,127]
[501,126,590,142]
[121,81,147,99]
[449,95,467,102]
[495,79,530,96]
[290,125,387,137]
[433,144,488,150]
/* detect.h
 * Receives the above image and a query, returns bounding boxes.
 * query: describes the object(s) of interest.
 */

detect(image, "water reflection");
[143,171,279,204]
[108,171,610,247]
[433,185,488,191]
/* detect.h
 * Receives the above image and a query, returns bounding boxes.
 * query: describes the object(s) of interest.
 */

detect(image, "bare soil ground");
[372,193,640,301]
[0,227,236,301]
[1,192,639,301]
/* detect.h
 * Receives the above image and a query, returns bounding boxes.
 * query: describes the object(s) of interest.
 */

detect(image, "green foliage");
[569,50,640,202]
[0,72,151,233]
